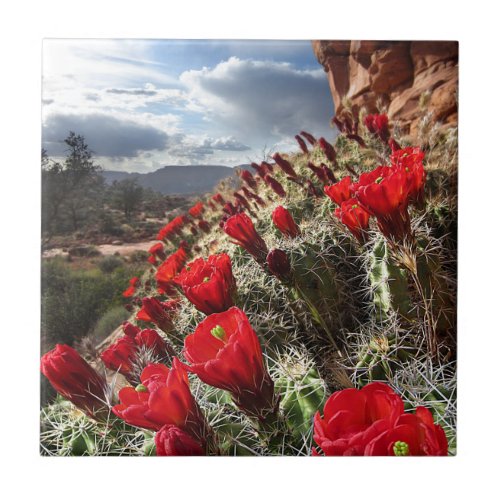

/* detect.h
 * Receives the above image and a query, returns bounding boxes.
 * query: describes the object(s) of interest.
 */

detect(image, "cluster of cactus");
[40,102,457,456]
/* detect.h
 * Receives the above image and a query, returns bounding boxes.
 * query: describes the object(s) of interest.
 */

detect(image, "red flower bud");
[272,205,300,237]
[41,344,108,418]
[266,248,291,280]
[212,193,225,206]
[223,212,268,264]
[264,174,286,198]
[239,169,257,189]
[234,191,252,211]
[307,161,329,184]
[334,198,371,243]
[174,253,236,315]
[324,176,352,205]
[295,134,309,154]
[136,297,180,332]
[198,219,210,233]
[272,153,298,178]
[320,163,336,183]
[155,424,205,456]
[183,307,276,418]
[300,130,317,146]
[101,336,137,377]
[318,137,337,164]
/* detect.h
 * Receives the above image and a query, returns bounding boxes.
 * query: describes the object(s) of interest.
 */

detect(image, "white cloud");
[180,56,333,141]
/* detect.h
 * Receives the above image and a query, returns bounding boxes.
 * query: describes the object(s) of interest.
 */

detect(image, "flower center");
[375,176,384,184]
[135,384,148,393]
[351,204,358,209]
[210,325,227,342]
[203,277,210,283]
[393,441,410,456]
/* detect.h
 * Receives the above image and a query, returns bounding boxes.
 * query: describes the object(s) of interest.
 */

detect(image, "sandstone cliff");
[312,40,458,136]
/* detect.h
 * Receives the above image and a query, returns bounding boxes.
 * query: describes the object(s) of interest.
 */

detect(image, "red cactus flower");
[272,153,298,178]
[350,166,392,195]
[313,382,405,456]
[266,248,291,281]
[223,212,268,264]
[264,174,286,198]
[391,146,426,207]
[364,406,448,456]
[334,198,371,243]
[295,134,309,154]
[123,276,139,297]
[148,243,166,266]
[313,382,447,456]
[239,169,257,189]
[174,253,236,315]
[212,193,225,206]
[300,130,317,146]
[188,202,205,219]
[364,113,390,142]
[41,344,108,418]
[136,297,180,332]
[355,169,413,241]
[324,176,352,205]
[272,205,300,237]
[112,359,207,440]
[183,307,276,418]
[155,424,205,456]
[156,246,187,295]
[318,137,337,164]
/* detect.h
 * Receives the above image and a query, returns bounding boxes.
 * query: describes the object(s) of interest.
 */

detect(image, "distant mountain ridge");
[101,164,249,195]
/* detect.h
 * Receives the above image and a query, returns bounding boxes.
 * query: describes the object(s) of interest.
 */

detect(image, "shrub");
[90,305,130,344]
[98,255,124,274]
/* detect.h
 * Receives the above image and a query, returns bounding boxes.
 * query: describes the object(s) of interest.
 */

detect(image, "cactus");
[368,238,413,321]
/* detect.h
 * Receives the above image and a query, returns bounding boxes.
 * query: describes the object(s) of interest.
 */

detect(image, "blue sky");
[42,39,334,172]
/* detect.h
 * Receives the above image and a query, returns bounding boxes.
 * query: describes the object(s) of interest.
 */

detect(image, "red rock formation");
[312,40,458,136]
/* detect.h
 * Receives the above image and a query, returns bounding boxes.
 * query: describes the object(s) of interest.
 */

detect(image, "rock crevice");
[312,40,458,136]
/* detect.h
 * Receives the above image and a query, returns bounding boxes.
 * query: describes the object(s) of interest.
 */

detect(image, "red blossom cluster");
[40,123,449,458]
[324,146,426,242]
[156,215,187,242]
[100,322,173,381]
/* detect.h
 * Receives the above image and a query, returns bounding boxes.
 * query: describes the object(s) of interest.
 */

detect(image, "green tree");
[109,178,144,221]
[42,132,103,244]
